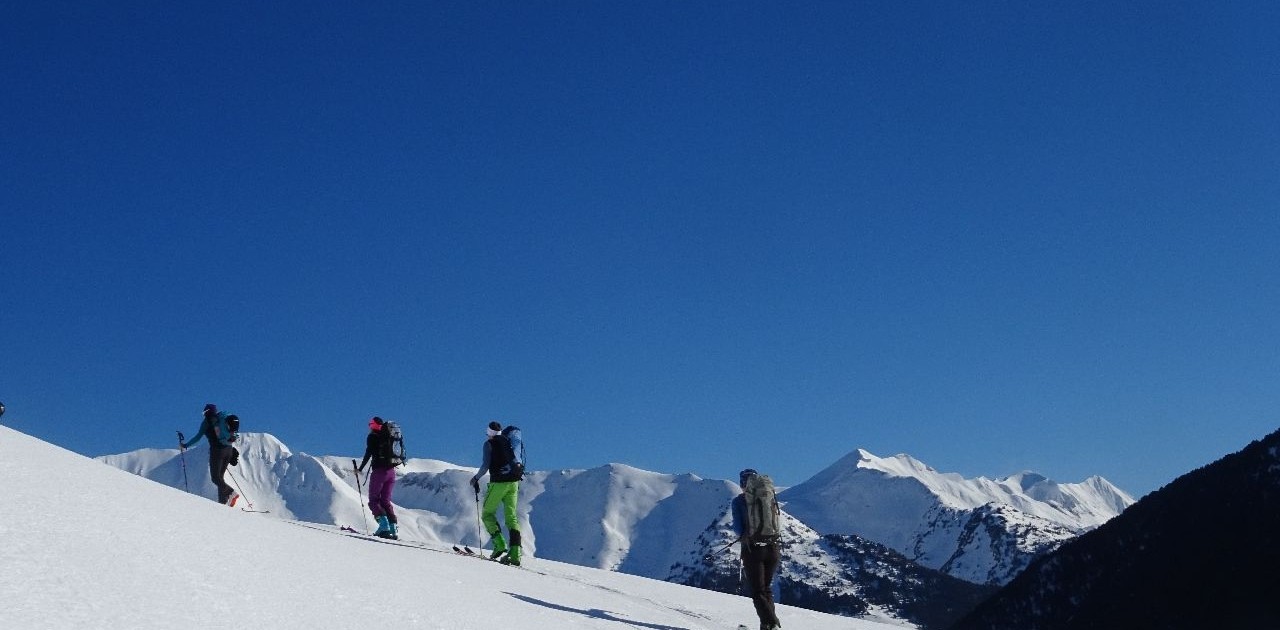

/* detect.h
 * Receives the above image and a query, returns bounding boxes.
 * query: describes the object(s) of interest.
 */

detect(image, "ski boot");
[500,544,522,567]
[489,535,508,560]
[373,515,392,538]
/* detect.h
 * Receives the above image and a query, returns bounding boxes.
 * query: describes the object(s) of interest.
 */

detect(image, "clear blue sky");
[3,2,1277,498]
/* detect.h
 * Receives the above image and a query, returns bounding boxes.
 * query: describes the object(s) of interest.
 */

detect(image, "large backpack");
[225,414,241,466]
[381,420,406,466]
[742,473,781,541]
[495,425,525,480]
[204,411,238,447]
[225,414,240,443]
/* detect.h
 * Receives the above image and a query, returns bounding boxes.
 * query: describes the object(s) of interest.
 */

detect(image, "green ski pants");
[481,481,520,545]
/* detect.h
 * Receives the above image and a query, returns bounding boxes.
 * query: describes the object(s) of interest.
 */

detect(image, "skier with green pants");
[469,421,524,565]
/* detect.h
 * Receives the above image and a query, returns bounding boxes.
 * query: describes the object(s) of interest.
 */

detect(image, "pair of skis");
[452,545,519,566]
[341,525,398,540]
[229,495,268,513]
[340,525,399,541]
[229,492,270,513]
[452,545,499,560]
[332,525,427,552]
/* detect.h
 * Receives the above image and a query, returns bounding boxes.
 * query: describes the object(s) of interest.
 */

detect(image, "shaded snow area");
[0,426,892,630]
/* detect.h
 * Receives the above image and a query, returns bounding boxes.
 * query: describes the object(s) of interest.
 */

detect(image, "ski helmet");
[0,401,5,418]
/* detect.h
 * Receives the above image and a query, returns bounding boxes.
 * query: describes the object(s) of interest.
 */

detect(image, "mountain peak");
[1002,471,1049,492]
[780,447,1135,585]
[854,448,938,478]
[237,432,292,459]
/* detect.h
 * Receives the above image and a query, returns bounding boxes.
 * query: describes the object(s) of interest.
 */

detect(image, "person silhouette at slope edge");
[180,403,239,506]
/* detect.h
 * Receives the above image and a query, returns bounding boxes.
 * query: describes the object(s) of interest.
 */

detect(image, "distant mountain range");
[951,426,1280,629]
[100,435,1132,628]
[781,449,1134,585]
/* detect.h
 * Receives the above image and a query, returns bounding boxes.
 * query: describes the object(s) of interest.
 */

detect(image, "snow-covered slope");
[780,449,1135,584]
[0,425,894,630]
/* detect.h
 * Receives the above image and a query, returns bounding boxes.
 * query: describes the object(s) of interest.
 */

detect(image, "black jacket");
[359,431,396,470]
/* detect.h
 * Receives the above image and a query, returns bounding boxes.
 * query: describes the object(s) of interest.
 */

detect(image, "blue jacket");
[183,412,233,449]
[731,494,748,537]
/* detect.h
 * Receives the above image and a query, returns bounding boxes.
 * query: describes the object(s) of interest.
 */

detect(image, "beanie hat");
[369,416,384,431]
[488,421,502,432]
[739,468,758,485]
[204,403,217,414]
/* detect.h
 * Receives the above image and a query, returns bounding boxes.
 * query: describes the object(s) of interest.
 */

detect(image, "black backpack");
[494,426,525,480]
[226,415,241,465]
[381,420,406,466]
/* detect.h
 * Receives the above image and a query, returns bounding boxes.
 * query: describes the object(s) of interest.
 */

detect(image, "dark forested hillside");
[951,427,1280,629]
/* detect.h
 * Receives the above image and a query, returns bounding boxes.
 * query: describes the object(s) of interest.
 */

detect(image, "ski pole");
[352,459,371,535]
[474,487,483,547]
[704,536,742,560]
[227,468,254,509]
[176,431,190,493]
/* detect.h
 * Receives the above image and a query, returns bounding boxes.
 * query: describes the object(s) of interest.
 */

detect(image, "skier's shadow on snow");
[504,592,694,630]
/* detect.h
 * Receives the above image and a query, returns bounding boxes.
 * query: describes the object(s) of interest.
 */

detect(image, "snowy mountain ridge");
[823,449,1131,527]
[780,448,1135,584]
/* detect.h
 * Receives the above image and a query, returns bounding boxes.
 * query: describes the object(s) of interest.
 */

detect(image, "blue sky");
[2,2,1277,498]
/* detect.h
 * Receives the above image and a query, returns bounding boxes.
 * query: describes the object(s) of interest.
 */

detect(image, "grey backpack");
[743,473,781,540]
